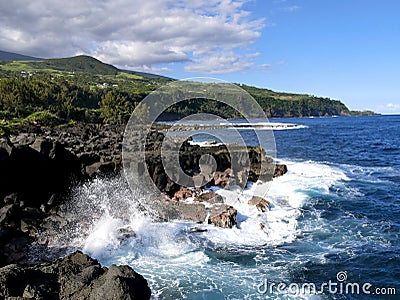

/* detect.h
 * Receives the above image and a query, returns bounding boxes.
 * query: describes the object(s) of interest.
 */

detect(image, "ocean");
[66,115,400,299]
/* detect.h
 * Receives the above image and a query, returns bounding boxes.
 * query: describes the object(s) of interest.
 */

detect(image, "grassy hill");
[26,55,120,75]
[0,55,118,75]
[0,50,41,61]
[0,52,169,79]
[0,51,376,130]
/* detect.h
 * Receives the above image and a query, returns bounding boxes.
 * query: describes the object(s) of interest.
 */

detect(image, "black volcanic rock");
[208,204,237,228]
[0,139,81,208]
[0,250,151,299]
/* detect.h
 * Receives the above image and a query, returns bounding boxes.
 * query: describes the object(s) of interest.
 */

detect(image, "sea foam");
[48,159,349,299]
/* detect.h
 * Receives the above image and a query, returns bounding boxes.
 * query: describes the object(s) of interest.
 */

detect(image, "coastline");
[0,121,287,298]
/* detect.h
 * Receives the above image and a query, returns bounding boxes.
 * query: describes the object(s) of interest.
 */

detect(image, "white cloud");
[185,51,259,74]
[0,0,265,74]
[376,102,400,114]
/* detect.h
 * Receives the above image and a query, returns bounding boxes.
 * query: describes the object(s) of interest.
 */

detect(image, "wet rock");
[189,227,208,233]
[3,193,19,205]
[248,196,270,212]
[85,160,119,176]
[208,204,237,228]
[0,228,31,267]
[9,132,36,147]
[78,152,101,166]
[0,137,82,210]
[20,218,39,236]
[117,227,137,240]
[194,191,223,204]
[0,251,151,300]
[89,264,151,300]
[163,201,207,223]
[0,136,14,161]
[0,204,21,228]
[274,164,288,178]
[172,187,195,201]
[212,168,233,188]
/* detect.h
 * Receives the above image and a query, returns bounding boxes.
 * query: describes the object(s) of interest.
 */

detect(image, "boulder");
[248,196,270,212]
[0,137,14,161]
[85,161,118,176]
[0,204,21,228]
[0,138,82,209]
[212,168,232,188]
[0,228,31,267]
[78,152,101,166]
[163,201,207,223]
[0,251,151,299]
[172,187,195,201]
[208,204,237,228]
[194,191,223,204]
[274,164,288,178]
[188,227,208,233]
[3,193,19,205]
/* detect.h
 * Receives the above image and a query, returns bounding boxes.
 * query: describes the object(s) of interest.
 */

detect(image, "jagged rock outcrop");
[248,196,271,212]
[208,204,237,228]
[194,191,224,204]
[273,164,288,178]
[212,168,233,188]
[0,251,151,299]
[0,124,288,268]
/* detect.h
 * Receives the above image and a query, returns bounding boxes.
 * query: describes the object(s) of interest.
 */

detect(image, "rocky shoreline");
[0,251,151,299]
[0,123,287,298]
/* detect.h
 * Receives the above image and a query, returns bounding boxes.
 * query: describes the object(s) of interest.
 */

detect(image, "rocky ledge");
[0,250,151,299]
[0,122,288,298]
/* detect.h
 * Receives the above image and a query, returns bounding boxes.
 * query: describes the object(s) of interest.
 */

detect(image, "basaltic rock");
[0,250,151,299]
[208,204,237,228]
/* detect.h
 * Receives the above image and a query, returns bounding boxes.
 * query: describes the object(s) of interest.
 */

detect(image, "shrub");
[25,111,62,127]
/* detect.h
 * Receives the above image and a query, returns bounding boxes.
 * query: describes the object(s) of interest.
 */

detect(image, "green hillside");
[0,50,41,61]
[0,53,170,79]
[0,55,118,75]
[32,55,119,75]
[0,52,376,132]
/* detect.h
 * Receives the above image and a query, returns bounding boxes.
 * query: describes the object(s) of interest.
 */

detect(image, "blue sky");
[1,0,399,113]
[174,0,400,113]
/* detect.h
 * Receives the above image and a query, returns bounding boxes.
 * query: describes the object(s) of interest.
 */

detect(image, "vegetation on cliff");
[0,54,375,129]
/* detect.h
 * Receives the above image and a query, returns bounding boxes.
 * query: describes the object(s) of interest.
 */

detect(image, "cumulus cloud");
[0,0,265,74]
[185,51,259,74]
[377,103,400,114]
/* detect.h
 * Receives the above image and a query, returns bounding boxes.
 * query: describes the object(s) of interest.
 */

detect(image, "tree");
[99,90,131,124]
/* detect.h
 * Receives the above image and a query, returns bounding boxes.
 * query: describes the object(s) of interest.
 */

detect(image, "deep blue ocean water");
[75,115,399,299]
[270,115,400,298]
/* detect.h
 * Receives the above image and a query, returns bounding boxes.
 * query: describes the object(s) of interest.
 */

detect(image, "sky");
[0,0,399,113]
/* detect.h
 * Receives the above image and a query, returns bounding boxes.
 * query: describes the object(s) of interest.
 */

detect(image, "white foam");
[64,159,350,258]
[196,159,350,247]
[48,159,353,300]
[220,121,308,130]
[83,215,125,257]
[188,140,223,147]
[164,120,308,131]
